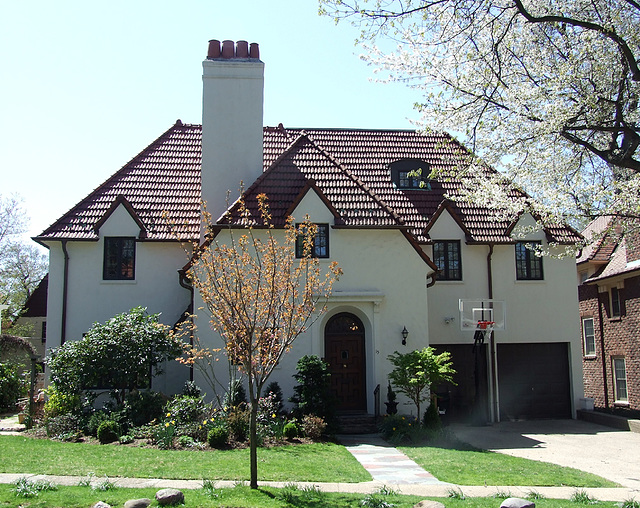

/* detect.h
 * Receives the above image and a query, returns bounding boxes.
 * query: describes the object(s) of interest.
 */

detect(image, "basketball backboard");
[459,299,506,332]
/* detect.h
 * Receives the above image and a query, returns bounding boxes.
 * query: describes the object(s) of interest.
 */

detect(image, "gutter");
[597,290,609,408]
[178,269,195,382]
[487,244,499,422]
[61,240,69,345]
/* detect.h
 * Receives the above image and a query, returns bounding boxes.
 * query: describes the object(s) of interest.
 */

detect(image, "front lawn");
[400,443,617,488]
[0,435,370,483]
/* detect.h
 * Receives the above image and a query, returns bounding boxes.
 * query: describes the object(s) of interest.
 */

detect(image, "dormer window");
[390,159,431,190]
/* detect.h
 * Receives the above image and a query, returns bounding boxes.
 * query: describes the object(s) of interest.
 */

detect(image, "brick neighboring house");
[577,217,640,415]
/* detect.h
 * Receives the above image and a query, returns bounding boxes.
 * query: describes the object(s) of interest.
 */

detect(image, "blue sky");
[1,0,421,240]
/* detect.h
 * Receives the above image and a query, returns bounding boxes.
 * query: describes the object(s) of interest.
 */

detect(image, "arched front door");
[324,313,366,411]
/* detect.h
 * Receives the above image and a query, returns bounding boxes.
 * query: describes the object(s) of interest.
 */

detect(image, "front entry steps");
[336,413,379,434]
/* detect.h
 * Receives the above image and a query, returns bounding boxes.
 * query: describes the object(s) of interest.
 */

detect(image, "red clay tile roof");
[35,121,580,245]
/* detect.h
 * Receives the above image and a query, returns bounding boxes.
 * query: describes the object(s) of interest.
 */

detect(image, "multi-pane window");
[433,240,462,280]
[103,237,136,280]
[515,242,543,280]
[613,357,628,402]
[610,287,621,317]
[398,171,423,189]
[295,224,329,258]
[582,317,596,356]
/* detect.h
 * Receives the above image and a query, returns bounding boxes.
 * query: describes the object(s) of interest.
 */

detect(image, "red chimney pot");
[207,40,221,59]
[249,43,260,59]
[236,40,249,58]
[221,40,235,58]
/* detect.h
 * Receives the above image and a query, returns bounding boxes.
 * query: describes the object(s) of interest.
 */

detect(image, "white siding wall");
[194,190,434,413]
[427,212,583,418]
[43,204,192,394]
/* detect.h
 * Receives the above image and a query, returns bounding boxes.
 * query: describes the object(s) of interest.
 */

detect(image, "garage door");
[497,342,571,420]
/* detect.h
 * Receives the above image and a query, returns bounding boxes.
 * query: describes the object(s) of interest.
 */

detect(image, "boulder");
[500,498,535,508]
[413,501,446,508]
[155,488,185,506]
[124,498,152,508]
[91,503,111,508]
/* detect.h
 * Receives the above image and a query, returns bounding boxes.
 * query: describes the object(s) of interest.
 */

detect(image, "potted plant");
[384,381,398,415]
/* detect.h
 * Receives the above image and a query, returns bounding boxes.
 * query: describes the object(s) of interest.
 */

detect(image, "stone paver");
[338,434,448,485]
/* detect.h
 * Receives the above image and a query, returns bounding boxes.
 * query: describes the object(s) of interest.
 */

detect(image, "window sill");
[435,279,464,284]
[614,401,630,407]
[583,354,597,360]
[101,279,137,285]
[515,279,545,284]
[608,316,622,322]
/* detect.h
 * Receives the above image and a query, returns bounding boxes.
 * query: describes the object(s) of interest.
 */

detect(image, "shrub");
[224,379,247,408]
[119,434,134,444]
[97,420,121,444]
[422,400,442,431]
[83,410,110,437]
[301,415,326,440]
[378,414,419,443]
[226,407,249,442]
[177,435,196,448]
[290,355,336,425]
[207,426,229,448]
[45,414,80,440]
[283,421,299,439]
[123,390,166,427]
[164,395,207,425]
[43,385,81,418]
[0,362,27,411]
[264,381,284,415]
[182,380,202,398]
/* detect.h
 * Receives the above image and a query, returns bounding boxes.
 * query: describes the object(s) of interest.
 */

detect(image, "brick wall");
[579,275,640,412]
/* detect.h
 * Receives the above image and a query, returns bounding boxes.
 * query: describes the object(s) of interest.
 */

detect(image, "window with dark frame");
[433,240,462,280]
[103,237,136,280]
[582,317,595,356]
[610,287,621,317]
[515,241,543,280]
[390,159,431,190]
[613,357,628,402]
[295,224,329,259]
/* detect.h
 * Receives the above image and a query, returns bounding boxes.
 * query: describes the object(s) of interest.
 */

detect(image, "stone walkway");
[337,434,447,485]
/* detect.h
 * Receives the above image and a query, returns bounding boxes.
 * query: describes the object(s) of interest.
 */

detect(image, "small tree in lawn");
[186,194,342,489]
[388,347,455,418]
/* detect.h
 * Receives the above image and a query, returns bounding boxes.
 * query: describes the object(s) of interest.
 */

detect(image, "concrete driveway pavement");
[450,419,640,490]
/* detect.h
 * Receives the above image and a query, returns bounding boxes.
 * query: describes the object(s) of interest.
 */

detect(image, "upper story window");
[103,237,136,280]
[433,240,462,280]
[515,241,543,280]
[295,224,329,259]
[610,287,621,318]
[389,159,431,190]
[582,317,595,356]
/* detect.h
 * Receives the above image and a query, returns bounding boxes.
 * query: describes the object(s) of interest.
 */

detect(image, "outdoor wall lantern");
[401,326,409,346]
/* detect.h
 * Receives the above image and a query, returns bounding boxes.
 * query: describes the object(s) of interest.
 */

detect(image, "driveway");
[449,419,640,490]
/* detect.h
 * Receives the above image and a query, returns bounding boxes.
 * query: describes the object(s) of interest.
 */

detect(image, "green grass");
[0,435,370,483]
[0,483,627,508]
[400,443,618,487]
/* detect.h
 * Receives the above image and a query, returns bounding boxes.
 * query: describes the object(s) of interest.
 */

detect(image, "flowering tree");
[320,0,640,231]
[185,195,342,489]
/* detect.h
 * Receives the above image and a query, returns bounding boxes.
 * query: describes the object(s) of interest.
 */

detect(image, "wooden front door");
[325,313,366,411]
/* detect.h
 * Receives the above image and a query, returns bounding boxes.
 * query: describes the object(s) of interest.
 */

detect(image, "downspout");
[179,269,195,382]
[597,289,609,409]
[60,240,69,345]
[487,244,499,422]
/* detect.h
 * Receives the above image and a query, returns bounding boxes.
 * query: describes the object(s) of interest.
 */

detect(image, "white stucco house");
[34,39,583,422]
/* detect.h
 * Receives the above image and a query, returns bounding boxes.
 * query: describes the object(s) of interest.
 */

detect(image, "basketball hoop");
[477,320,495,330]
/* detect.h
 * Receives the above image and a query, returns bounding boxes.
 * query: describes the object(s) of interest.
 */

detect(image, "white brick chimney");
[201,39,264,223]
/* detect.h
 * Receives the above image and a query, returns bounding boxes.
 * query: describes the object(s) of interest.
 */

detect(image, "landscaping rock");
[124,498,152,508]
[500,498,535,508]
[91,502,111,508]
[413,501,445,508]
[155,488,185,506]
